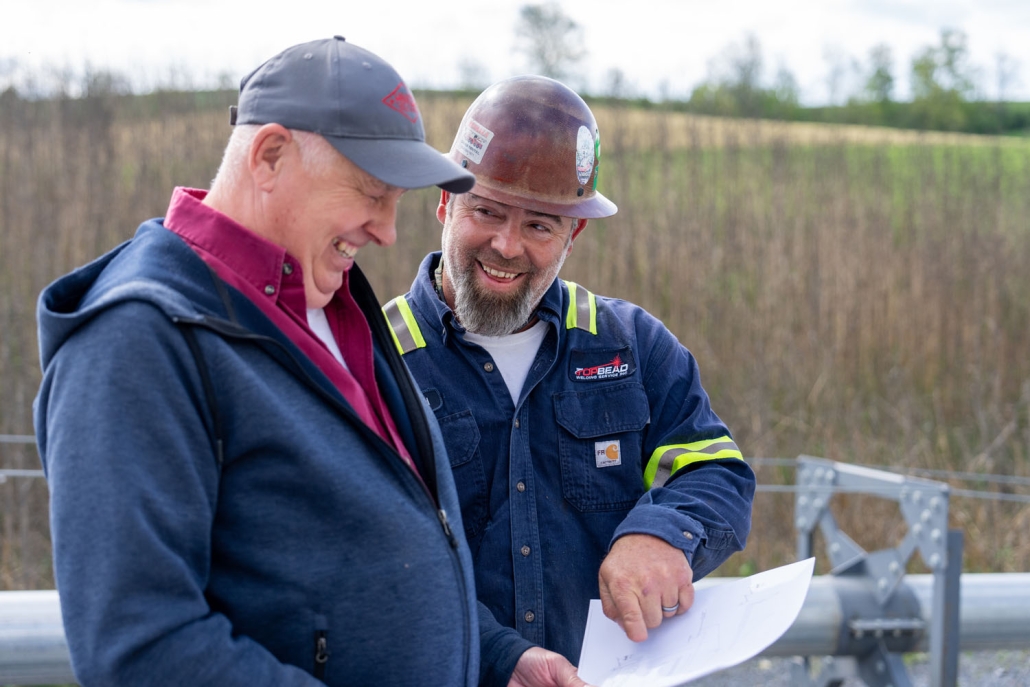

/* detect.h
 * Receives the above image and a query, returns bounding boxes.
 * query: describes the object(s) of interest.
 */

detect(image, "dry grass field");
[1,89,1029,588]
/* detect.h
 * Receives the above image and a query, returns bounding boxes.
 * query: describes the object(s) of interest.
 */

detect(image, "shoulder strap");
[179,325,224,469]
[175,262,239,470]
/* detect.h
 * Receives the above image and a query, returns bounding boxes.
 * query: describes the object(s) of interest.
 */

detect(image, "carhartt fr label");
[595,440,621,468]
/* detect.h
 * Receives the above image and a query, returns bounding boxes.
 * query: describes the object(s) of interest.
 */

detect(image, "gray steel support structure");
[790,456,963,687]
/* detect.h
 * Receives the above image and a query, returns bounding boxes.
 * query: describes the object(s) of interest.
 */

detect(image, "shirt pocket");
[554,382,650,512]
[436,409,489,539]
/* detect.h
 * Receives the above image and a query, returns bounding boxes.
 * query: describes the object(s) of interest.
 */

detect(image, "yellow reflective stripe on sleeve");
[563,281,597,334]
[644,437,743,489]
[382,296,426,355]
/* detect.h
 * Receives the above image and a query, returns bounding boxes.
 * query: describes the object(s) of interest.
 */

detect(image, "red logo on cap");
[383,83,420,123]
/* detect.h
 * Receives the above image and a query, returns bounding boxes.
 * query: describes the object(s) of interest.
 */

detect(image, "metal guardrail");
[0,436,37,444]
[2,572,1028,686]
[0,453,1027,685]
[704,571,1030,655]
[0,591,73,685]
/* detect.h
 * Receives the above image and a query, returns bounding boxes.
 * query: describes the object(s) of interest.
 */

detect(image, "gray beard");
[450,263,537,336]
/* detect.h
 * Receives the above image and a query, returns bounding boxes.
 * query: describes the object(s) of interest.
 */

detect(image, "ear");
[566,218,589,256]
[570,218,588,241]
[249,123,293,191]
[436,190,450,225]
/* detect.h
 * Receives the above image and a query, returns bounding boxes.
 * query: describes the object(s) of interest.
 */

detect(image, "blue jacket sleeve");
[35,303,322,687]
[477,601,535,687]
[610,326,756,580]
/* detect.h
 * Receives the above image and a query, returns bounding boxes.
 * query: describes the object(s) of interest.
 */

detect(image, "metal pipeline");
[696,572,1030,657]
[1,574,1029,684]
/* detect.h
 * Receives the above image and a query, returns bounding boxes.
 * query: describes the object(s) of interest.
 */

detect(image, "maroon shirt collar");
[167,187,285,284]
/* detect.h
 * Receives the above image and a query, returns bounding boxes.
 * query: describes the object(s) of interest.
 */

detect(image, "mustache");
[472,249,535,276]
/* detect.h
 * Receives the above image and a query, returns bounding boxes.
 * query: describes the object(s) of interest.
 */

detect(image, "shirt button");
[282,263,294,275]
[514,418,520,428]
[484,362,494,372]
[521,545,531,557]
[683,531,694,540]
[264,285,276,295]
[516,481,526,492]
[524,611,535,623]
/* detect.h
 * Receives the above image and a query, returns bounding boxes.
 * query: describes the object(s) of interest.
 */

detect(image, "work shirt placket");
[448,311,561,646]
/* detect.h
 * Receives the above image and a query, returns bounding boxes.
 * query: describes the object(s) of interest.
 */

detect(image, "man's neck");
[202,181,267,243]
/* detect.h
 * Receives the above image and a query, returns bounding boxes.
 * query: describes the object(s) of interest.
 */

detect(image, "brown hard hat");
[449,76,617,219]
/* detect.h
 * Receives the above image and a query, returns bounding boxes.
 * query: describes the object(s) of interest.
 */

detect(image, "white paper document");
[577,557,815,687]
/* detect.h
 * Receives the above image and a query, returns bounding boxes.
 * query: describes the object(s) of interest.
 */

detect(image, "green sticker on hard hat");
[576,125,594,186]
[593,128,601,191]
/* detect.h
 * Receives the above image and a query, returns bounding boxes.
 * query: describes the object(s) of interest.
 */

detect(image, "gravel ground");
[689,651,1030,686]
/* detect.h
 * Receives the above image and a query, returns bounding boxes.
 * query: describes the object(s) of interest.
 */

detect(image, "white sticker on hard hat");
[457,118,495,165]
[575,125,594,185]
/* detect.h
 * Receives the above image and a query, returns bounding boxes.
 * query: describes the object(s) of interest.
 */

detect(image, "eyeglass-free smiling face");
[254,125,406,308]
[438,191,586,336]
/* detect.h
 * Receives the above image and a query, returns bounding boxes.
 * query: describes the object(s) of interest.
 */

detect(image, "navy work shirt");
[386,252,756,664]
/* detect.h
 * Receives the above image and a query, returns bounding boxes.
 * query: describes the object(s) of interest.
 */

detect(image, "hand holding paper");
[510,647,595,687]
[578,558,815,687]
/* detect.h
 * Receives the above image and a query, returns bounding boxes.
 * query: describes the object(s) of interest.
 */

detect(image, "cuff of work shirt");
[478,603,536,687]
[611,504,704,562]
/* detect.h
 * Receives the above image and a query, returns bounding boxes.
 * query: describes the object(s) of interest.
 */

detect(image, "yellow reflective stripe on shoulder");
[382,296,426,355]
[563,281,597,334]
[644,437,744,489]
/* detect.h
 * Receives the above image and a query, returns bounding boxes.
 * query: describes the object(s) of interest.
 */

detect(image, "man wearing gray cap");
[34,38,588,687]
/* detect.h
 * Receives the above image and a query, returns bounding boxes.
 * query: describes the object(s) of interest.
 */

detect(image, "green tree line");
[662,29,1029,136]
[511,4,1029,137]
[4,20,1028,138]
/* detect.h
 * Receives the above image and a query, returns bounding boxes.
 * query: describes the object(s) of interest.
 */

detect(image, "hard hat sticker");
[457,118,495,165]
[593,128,601,191]
[576,125,594,185]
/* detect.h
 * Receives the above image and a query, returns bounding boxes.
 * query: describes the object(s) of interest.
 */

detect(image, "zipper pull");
[313,630,329,680]
[438,509,458,549]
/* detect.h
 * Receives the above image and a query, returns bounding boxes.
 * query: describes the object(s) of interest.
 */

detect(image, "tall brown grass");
[1,88,1028,588]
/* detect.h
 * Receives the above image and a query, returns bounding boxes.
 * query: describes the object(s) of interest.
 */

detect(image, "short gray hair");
[210,125,343,190]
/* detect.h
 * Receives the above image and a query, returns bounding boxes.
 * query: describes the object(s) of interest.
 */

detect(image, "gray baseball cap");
[231,36,474,193]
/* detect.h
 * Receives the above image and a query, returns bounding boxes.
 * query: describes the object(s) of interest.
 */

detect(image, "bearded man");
[383,76,756,685]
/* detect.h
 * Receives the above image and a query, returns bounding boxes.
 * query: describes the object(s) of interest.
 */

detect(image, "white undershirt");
[464,320,548,404]
[306,307,349,371]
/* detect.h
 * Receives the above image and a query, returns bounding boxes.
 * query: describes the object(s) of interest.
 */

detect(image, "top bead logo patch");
[570,347,635,382]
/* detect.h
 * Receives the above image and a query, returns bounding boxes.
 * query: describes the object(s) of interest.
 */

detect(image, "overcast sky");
[2,0,1028,104]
